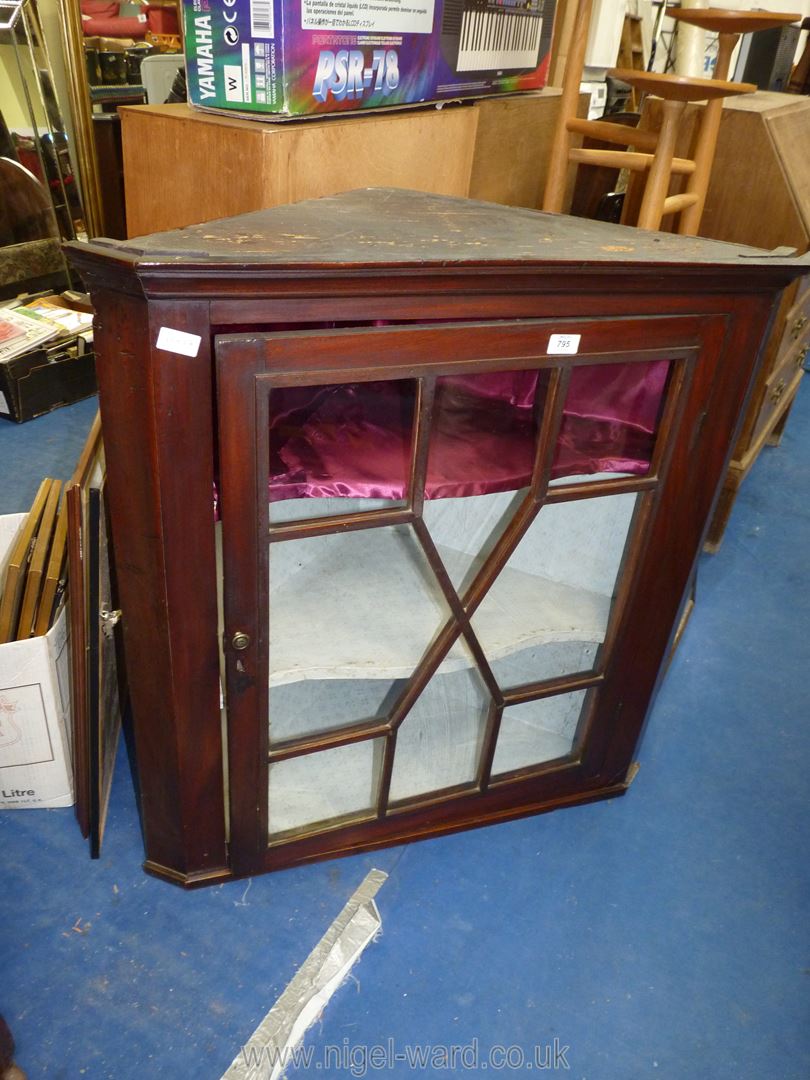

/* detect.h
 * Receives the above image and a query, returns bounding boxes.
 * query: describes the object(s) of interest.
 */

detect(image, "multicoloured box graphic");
[182,0,556,118]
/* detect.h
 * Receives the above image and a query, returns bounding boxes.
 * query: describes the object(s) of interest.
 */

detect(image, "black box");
[733,25,801,92]
[0,336,96,423]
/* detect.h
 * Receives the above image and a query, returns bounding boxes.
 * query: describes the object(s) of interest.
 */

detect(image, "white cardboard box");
[0,513,73,808]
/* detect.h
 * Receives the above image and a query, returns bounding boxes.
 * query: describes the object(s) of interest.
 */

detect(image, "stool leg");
[636,99,685,231]
[542,0,594,213]
[711,31,738,82]
[676,97,720,235]
[677,32,739,235]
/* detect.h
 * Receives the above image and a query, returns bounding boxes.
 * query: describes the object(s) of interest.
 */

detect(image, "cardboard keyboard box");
[182,0,557,118]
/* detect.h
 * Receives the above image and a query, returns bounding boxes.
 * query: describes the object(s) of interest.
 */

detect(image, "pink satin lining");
[266,360,671,503]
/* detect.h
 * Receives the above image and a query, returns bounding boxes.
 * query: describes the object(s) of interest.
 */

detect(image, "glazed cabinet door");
[214,315,720,877]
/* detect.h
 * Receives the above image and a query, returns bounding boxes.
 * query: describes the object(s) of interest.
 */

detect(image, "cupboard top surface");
[68,188,810,274]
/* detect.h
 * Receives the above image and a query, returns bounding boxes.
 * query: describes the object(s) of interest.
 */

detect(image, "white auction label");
[156,326,202,358]
[0,391,9,415]
[547,333,581,355]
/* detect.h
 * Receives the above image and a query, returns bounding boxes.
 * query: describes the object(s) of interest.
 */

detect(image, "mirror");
[1,0,86,295]
[55,0,183,241]
[56,0,105,236]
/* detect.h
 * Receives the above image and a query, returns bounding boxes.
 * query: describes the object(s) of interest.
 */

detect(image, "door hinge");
[99,607,122,638]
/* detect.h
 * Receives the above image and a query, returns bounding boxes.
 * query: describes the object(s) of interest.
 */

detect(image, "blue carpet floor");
[1,384,808,1079]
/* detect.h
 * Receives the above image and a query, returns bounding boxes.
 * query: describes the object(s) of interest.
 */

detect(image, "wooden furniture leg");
[766,398,795,447]
[637,99,687,230]
[677,33,738,236]
[543,0,594,213]
[704,478,738,553]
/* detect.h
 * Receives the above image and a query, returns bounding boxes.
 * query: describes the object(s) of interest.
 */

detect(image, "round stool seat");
[609,69,757,103]
[668,8,801,35]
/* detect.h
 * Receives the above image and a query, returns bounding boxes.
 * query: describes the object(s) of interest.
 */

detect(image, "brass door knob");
[232,631,251,650]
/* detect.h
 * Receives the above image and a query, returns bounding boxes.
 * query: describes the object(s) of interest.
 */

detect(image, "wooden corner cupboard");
[66,189,809,888]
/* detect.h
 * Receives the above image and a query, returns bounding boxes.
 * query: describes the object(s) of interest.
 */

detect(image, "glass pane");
[551,359,672,483]
[268,739,383,838]
[491,690,588,778]
[268,524,453,744]
[389,642,490,805]
[425,369,550,498]
[422,488,527,594]
[269,679,401,745]
[420,368,549,592]
[268,379,415,522]
[471,491,639,687]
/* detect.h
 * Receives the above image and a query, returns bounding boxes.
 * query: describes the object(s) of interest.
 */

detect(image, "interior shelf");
[268,493,631,688]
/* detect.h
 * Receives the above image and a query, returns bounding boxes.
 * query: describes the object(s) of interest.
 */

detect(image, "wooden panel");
[122,94,601,240]
[67,413,102,838]
[121,106,271,237]
[469,90,588,210]
[122,102,477,238]
[699,106,804,250]
[91,290,228,881]
[262,107,477,207]
[767,104,810,242]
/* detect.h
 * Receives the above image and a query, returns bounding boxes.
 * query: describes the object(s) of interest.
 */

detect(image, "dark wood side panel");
[92,292,227,876]
[587,291,780,782]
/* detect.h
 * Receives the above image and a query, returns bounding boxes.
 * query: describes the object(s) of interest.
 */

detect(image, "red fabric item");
[82,0,119,14]
[265,360,672,504]
[81,1,147,37]
[81,15,148,37]
[147,6,180,34]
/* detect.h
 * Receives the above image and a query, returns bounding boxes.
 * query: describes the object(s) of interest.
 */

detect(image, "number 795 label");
[547,333,581,355]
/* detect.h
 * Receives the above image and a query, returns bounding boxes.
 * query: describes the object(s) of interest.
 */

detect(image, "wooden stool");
[542,0,756,231]
[668,8,801,234]
[605,70,755,231]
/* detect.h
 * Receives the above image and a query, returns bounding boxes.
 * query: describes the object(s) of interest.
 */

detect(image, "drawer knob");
[790,314,808,340]
[232,631,251,650]
[770,380,786,405]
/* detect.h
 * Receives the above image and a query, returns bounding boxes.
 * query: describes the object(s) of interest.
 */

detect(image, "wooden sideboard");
[119,91,589,237]
[629,92,810,550]
[67,190,808,886]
